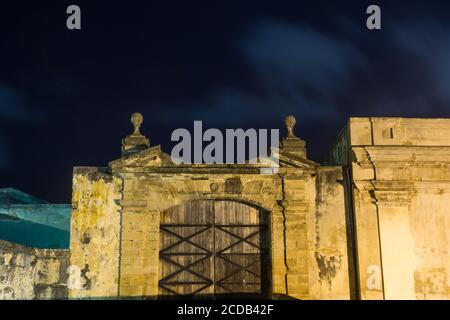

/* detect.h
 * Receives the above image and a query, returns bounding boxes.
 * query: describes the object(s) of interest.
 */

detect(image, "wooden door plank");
[159,200,269,298]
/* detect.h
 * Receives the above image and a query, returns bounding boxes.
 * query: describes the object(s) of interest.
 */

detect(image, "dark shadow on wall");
[341,167,359,300]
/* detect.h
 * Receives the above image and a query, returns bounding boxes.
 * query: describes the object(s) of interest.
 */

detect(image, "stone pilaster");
[351,181,384,300]
[270,204,288,296]
[118,179,160,298]
[279,175,311,299]
[371,181,416,300]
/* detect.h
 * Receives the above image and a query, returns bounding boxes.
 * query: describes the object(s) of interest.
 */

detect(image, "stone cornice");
[371,190,413,207]
[109,139,320,174]
[353,180,415,207]
[353,146,450,165]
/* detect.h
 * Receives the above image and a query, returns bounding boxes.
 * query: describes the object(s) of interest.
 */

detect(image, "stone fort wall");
[329,117,450,300]
[0,240,69,299]
[2,115,449,300]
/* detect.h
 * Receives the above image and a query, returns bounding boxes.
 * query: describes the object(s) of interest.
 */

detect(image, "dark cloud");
[239,19,365,96]
[0,84,37,170]
[393,20,450,103]
[0,84,47,171]
[336,18,450,118]
[0,136,11,170]
[157,18,364,129]
[0,84,31,121]
[0,84,45,123]
[235,18,366,124]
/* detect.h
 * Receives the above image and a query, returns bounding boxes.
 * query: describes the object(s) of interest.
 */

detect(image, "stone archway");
[158,199,271,298]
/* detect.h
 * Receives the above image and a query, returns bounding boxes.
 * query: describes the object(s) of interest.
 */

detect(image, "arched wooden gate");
[158,200,270,298]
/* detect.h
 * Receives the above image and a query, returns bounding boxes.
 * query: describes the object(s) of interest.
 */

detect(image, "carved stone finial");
[122,112,150,156]
[131,112,144,136]
[285,115,297,138]
[281,115,307,158]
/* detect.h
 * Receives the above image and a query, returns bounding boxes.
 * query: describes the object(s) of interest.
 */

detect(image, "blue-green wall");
[0,189,70,249]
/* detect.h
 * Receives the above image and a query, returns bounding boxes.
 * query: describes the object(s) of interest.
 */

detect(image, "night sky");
[1,1,450,203]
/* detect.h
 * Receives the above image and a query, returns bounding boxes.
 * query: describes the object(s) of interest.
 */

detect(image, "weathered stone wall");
[410,189,450,299]
[68,162,351,299]
[0,240,69,299]
[68,167,122,299]
[306,167,351,299]
[329,117,450,300]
